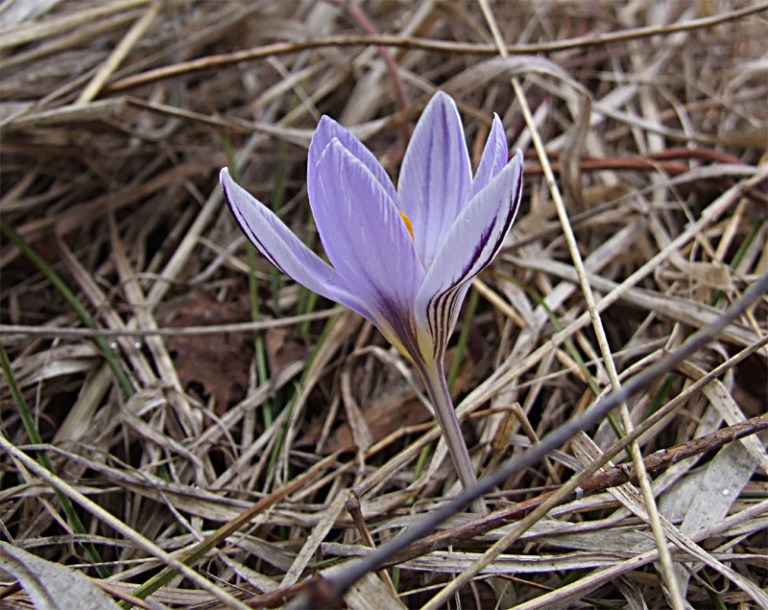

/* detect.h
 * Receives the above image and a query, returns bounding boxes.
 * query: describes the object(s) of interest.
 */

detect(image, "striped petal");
[415,150,524,358]
[309,116,398,203]
[308,139,425,352]
[220,168,373,320]
[398,92,472,270]
[470,114,508,198]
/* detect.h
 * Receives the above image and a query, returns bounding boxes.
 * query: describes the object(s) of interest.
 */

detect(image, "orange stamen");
[399,210,415,239]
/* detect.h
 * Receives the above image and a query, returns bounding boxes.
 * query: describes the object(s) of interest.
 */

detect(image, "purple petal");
[309,116,397,202]
[398,92,473,269]
[308,139,425,351]
[415,150,524,357]
[470,114,508,198]
[220,168,373,320]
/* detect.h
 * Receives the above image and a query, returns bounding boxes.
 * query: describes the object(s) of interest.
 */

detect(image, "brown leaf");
[166,290,253,413]
[299,380,431,454]
[265,328,308,378]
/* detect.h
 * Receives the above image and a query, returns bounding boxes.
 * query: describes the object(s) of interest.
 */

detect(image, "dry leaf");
[299,381,430,453]
[166,290,253,412]
[265,327,308,377]
[676,261,733,290]
[0,542,121,610]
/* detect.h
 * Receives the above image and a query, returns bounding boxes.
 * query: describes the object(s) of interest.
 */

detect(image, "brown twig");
[102,4,768,94]
[335,0,411,147]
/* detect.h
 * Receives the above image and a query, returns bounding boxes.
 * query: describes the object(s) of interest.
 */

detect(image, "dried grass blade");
[0,221,133,396]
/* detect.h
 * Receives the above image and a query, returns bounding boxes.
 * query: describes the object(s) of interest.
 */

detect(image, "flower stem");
[418,359,487,514]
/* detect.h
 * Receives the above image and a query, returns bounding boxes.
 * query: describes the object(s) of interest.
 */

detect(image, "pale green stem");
[417,359,487,514]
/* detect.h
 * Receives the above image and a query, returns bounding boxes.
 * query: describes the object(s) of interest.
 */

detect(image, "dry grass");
[1,1,767,609]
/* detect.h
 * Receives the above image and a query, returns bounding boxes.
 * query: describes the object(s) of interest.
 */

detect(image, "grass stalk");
[0,344,109,578]
[0,222,134,398]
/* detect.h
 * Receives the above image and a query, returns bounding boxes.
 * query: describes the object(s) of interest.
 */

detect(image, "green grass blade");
[0,344,109,577]
[0,222,134,398]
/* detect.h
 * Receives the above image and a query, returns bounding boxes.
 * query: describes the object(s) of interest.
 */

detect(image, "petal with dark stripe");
[220,168,374,321]
[398,92,472,269]
[471,114,508,198]
[308,139,425,352]
[414,149,524,357]
[309,116,397,203]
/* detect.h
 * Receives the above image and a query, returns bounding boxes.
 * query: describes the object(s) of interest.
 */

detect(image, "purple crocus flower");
[221,92,523,496]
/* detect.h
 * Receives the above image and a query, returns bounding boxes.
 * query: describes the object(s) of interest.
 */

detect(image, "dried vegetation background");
[1,1,767,609]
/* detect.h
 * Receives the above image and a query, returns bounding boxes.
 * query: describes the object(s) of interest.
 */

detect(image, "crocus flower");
[221,92,523,495]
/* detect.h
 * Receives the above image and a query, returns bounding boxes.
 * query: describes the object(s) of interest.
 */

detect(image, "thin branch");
[0,308,341,339]
[103,4,768,93]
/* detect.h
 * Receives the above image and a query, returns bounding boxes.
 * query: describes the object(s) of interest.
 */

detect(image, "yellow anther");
[399,210,415,239]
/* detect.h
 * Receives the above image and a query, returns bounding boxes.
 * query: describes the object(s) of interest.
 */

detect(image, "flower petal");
[415,149,524,358]
[220,168,373,320]
[308,139,425,353]
[470,114,508,198]
[309,116,397,202]
[398,92,473,269]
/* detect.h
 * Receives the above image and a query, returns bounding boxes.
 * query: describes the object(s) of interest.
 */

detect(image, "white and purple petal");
[414,149,524,358]
[220,168,374,321]
[470,114,508,198]
[308,139,425,354]
[309,116,398,203]
[397,92,473,269]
